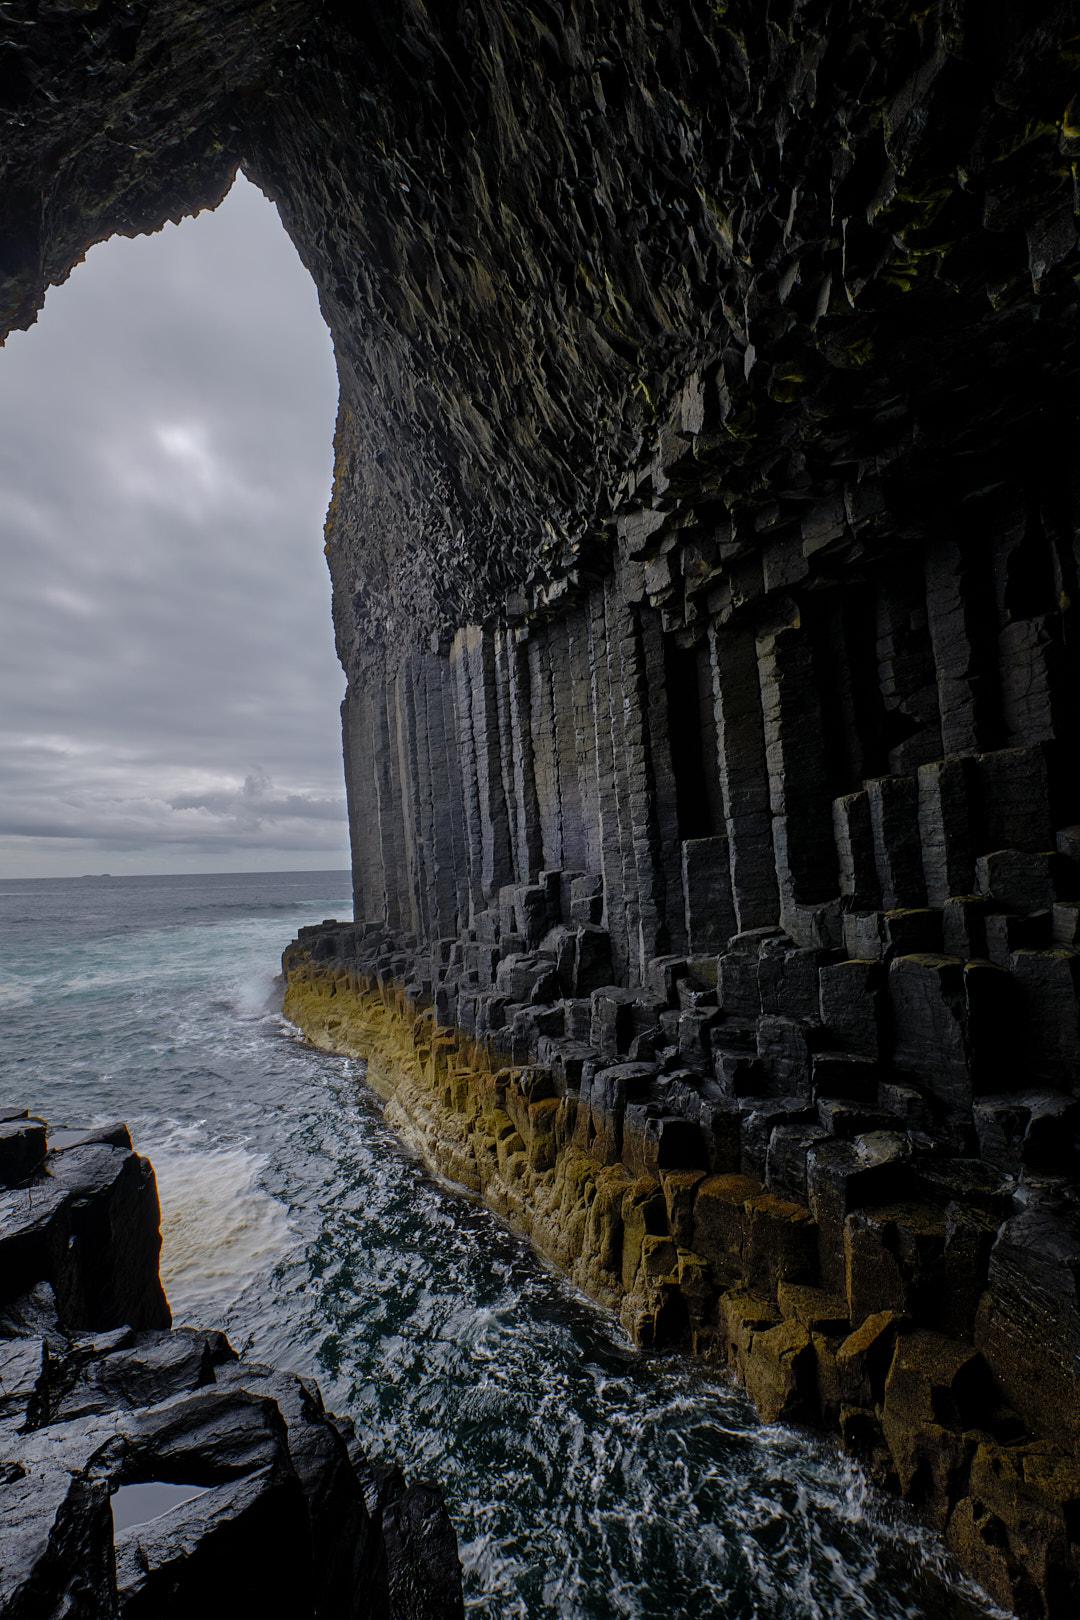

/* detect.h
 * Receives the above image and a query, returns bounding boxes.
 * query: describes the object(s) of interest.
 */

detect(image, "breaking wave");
[0,974,33,1009]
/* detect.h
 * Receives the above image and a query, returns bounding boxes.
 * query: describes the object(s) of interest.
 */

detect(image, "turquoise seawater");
[0,871,1000,1619]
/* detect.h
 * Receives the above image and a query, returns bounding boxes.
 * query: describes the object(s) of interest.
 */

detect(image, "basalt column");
[290,480,1080,1618]
[294,11,1080,1614]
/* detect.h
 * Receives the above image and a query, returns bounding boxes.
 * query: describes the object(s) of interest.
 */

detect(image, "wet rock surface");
[0,1115,169,1335]
[0,1121,464,1620]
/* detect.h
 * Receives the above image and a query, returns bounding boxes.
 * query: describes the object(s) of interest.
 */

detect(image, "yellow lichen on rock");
[283,962,670,1334]
[285,959,801,1350]
[283,952,1080,1614]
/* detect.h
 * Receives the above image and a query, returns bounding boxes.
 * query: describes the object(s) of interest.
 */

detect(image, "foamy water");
[0,972,34,1008]
[0,871,1003,1618]
[151,1129,296,1317]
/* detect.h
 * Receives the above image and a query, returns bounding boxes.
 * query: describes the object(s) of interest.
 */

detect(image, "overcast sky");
[0,174,350,878]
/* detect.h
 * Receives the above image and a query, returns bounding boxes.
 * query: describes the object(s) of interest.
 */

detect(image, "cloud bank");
[0,174,348,876]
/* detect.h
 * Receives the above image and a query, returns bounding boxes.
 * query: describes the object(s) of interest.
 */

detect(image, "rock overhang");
[2,2,1077,676]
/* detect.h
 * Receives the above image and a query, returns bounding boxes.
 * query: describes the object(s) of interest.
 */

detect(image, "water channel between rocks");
[0,870,1003,1619]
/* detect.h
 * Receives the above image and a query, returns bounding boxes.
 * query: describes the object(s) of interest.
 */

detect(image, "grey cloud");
[0,175,349,876]
[0,752,345,849]
[170,769,345,826]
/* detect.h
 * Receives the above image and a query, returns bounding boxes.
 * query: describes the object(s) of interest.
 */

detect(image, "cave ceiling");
[2,1,1077,671]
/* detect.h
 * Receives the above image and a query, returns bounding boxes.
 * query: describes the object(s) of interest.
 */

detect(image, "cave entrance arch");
[0,173,345,877]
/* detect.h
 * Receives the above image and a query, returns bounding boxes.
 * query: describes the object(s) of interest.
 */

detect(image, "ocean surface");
[0,870,1001,1619]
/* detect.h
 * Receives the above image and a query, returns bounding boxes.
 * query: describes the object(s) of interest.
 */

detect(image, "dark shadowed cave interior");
[2,3,1080,1616]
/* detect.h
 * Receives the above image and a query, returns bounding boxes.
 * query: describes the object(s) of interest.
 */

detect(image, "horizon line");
[0,866,352,884]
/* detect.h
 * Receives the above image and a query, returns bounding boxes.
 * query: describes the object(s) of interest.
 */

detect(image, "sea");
[0,869,1001,1619]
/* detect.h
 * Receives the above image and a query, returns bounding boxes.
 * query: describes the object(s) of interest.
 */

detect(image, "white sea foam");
[149,1129,295,1319]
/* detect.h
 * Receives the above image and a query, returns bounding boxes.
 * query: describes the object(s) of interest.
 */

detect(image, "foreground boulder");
[0,1115,169,1332]
[0,1120,464,1620]
[0,1300,462,1619]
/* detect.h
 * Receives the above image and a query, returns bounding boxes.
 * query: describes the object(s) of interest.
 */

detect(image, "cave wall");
[255,0,1080,678]
[334,447,1080,1140]
[6,3,1079,670]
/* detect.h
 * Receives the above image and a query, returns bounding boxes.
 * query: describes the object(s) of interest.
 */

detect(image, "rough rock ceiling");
[2,1,1077,675]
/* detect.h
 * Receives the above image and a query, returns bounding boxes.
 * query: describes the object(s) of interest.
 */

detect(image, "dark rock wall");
[0,1116,464,1620]
[3,2,1078,925]
[261,0,1080,678]
[343,519,1080,1083]
[268,0,1077,670]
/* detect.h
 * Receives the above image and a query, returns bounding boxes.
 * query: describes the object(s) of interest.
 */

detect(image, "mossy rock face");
[836,1310,903,1409]
[735,1319,812,1424]
[743,1192,817,1291]
[284,944,1080,1618]
[690,1173,760,1278]
[776,1282,850,1335]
